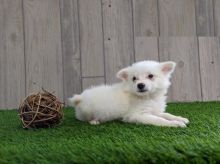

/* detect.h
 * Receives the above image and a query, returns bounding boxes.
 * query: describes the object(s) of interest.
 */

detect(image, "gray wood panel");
[82,77,105,90]
[79,0,104,77]
[199,37,220,100]
[195,0,214,36]
[103,0,135,83]
[134,37,159,61]
[133,0,159,62]
[133,0,159,36]
[2,0,220,109]
[214,0,220,36]
[159,0,196,36]
[0,0,25,109]
[24,0,63,100]
[60,0,81,101]
[159,37,202,102]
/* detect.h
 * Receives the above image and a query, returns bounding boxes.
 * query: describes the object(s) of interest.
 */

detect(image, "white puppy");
[69,61,189,127]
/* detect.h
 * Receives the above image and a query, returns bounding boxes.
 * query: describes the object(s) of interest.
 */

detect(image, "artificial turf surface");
[0,102,220,163]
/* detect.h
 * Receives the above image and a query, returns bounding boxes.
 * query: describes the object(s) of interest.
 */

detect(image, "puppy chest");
[129,98,165,113]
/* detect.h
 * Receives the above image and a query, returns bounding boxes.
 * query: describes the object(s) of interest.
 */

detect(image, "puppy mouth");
[137,89,148,93]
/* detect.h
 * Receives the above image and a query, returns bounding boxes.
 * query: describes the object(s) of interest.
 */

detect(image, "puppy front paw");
[89,120,100,125]
[171,121,187,128]
[178,117,189,124]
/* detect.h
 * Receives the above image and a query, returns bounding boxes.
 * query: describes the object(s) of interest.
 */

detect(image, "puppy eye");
[132,76,137,82]
[148,74,154,79]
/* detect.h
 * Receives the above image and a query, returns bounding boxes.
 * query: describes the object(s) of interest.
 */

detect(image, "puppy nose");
[137,83,145,90]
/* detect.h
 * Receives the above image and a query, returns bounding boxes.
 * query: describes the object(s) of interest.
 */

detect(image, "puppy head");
[117,60,176,96]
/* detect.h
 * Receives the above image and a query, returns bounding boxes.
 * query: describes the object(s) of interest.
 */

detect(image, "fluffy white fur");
[69,61,189,127]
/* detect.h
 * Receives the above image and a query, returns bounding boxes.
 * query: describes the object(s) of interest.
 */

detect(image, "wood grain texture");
[133,0,159,62]
[133,0,159,36]
[0,0,25,109]
[2,0,220,109]
[159,37,202,102]
[82,77,105,90]
[24,0,63,99]
[199,37,220,100]
[195,0,214,36]
[60,0,81,102]
[214,0,220,36]
[103,0,135,83]
[79,0,104,77]
[134,37,159,61]
[159,0,196,36]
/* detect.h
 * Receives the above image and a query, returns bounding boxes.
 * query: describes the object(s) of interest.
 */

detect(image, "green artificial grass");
[0,102,220,163]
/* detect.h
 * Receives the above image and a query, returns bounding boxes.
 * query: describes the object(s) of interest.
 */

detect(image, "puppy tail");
[68,94,82,107]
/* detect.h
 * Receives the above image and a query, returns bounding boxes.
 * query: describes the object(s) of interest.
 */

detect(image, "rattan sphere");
[18,89,63,129]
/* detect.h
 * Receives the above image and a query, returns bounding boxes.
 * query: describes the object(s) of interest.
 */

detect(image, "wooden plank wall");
[0,0,25,109]
[0,0,220,109]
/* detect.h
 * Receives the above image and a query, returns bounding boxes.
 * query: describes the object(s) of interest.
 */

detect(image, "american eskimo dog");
[69,61,189,127]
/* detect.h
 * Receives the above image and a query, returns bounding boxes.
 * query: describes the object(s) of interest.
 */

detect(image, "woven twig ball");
[18,89,63,129]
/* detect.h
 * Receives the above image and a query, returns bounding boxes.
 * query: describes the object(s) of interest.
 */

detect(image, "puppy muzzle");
[137,83,148,92]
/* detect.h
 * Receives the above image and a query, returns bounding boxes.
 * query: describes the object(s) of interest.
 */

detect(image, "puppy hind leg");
[123,114,186,127]
[89,119,100,125]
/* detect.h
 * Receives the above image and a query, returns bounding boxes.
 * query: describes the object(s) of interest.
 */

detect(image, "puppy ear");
[160,61,176,75]
[117,67,130,80]
[68,94,82,107]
